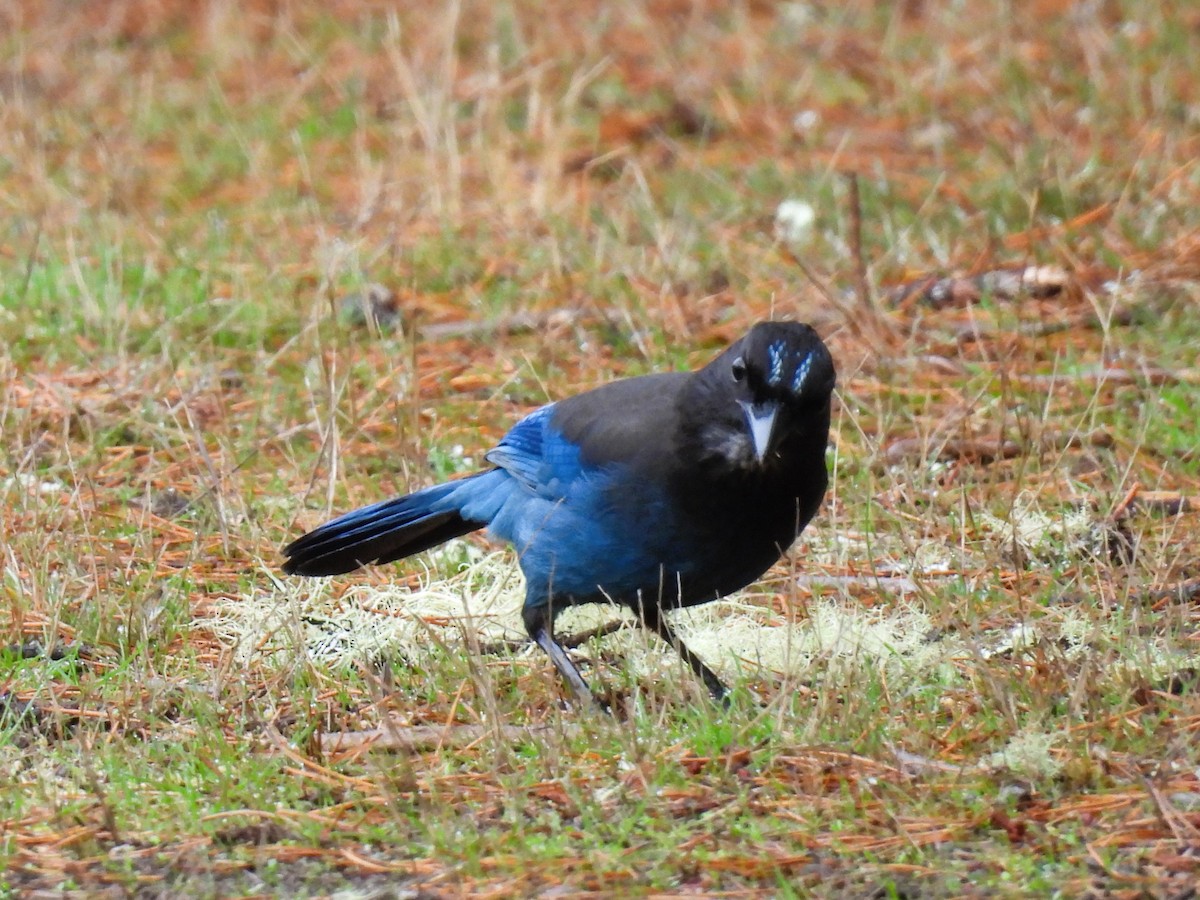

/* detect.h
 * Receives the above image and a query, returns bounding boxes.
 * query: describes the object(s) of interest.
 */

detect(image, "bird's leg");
[523,604,608,712]
[637,600,729,705]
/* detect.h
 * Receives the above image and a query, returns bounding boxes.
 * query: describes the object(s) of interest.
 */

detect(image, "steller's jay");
[283,321,836,707]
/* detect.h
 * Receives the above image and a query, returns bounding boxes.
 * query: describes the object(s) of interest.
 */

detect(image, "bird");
[283,321,836,708]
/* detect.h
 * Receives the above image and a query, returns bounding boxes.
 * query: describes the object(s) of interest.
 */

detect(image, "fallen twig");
[1144,579,1200,606]
[319,722,558,754]
[882,428,1113,467]
[793,574,923,594]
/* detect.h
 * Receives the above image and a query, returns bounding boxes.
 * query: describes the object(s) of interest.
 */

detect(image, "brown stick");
[320,723,564,754]
[845,171,874,314]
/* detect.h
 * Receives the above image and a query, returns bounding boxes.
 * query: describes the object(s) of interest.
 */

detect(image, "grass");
[3,0,1200,896]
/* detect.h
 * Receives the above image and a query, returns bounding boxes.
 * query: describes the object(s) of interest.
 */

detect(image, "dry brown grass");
[3,0,1200,895]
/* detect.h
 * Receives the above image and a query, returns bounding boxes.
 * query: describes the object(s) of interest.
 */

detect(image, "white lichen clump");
[774,199,816,243]
[986,728,1063,779]
[977,497,1097,563]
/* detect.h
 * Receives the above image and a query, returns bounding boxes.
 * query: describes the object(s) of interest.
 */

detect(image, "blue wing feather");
[485,402,588,501]
[464,396,690,606]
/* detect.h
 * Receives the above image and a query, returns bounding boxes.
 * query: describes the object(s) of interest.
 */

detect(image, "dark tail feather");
[283,481,483,577]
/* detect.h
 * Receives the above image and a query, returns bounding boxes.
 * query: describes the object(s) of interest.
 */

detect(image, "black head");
[728,321,835,407]
[696,321,836,468]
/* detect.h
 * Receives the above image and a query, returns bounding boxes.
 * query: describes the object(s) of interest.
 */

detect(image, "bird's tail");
[282,475,490,577]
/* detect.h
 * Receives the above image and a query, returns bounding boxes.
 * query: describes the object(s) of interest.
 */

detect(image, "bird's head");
[706,321,836,467]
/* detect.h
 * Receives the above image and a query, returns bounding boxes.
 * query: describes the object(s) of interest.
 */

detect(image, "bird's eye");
[731,358,747,383]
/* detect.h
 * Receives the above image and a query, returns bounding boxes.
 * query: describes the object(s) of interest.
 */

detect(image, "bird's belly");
[509,497,792,612]
[663,529,788,608]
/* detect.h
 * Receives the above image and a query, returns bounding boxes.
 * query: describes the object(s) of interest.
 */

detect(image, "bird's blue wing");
[485,402,587,500]
[484,404,552,490]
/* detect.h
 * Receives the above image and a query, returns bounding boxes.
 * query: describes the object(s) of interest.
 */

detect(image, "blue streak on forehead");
[767,340,787,386]
[791,354,813,393]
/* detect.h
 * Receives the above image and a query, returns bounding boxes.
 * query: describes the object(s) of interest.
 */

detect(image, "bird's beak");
[740,400,779,462]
